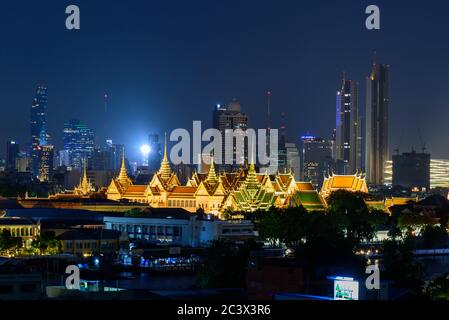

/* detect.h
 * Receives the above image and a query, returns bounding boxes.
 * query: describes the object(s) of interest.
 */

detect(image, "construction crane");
[418,127,427,154]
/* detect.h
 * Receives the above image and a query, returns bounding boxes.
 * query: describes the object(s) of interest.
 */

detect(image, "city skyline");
[1,1,449,304]
[1,1,449,163]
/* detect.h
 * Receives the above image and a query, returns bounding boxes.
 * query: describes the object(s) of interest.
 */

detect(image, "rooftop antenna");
[266,90,272,132]
[103,92,109,143]
[266,90,272,155]
[104,92,109,113]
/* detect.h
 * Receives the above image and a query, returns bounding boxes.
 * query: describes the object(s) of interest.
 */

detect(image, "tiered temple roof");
[226,162,277,212]
[321,172,368,198]
[73,160,95,197]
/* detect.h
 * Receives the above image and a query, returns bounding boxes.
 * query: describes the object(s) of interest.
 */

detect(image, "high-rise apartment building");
[63,119,95,169]
[392,151,430,191]
[300,136,334,188]
[285,143,301,181]
[335,75,360,174]
[365,63,390,185]
[38,145,54,182]
[30,85,48,177]
[6,141,20,170]
[213,99,248,169]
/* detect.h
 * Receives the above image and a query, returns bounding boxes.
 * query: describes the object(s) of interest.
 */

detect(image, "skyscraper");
[6,141,20,170]
[38,145,54,182]
[335,75,360,175]
[365,62,390,185]
[300,136,334,187]
[104,140,124,171]
[16,152,31,173]
[30,85,48,177]
[277,112,288,172]
[63,119,95,169]
[213,99,248,169]
[285,142,301,181]
[392,151,430,191]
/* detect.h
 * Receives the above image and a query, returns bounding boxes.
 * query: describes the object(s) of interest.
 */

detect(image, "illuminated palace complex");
[104,142,410,215]
[105,143,328,216]
[22,142,413,216]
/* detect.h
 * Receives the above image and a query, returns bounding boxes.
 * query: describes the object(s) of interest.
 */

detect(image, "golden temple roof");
[296,182,315,191]
[320,173,368,197]
[171,186,197,195]
[125,185,148,193]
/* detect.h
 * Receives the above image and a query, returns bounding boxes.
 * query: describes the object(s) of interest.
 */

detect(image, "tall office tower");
[148,133,162,173]
[392,151,431,191]
[38,145,54,182]
[30,85,48,177]
[16,152,31,173]
[285,143,301,181]
[58,150,70,167]
[277,112,288,172]
[366,62,390,185]
[301,135,334,188]
[89,147,106,171]
[213,99,248,170]
[335,75,359,175]
[104,140,124,171]
[63,119,95,169]
[266,91,272,158]
[6,141,20,170]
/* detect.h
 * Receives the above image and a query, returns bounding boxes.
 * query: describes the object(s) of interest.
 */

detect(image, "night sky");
[0,0,448,162]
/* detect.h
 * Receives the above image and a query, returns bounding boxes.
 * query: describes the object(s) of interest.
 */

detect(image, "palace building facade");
[320,172,369,198]
[104,143,327,216]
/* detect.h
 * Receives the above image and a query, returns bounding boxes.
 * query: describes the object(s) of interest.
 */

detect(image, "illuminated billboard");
[333,278,359,301]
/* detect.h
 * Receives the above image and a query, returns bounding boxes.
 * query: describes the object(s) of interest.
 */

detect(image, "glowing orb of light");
[140,144,151,155]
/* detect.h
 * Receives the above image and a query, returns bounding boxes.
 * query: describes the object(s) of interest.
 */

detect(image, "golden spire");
[75,158,93,196]
[118,146,130,184]
[82,158,88,185]
[245,143,259,188]
[206,152,218,185]
[159,133,172,180]
[249,140,256,173]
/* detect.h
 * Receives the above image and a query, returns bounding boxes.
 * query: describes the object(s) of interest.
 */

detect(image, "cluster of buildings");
[298,62,390,188]
[2,86,128,190]
[17,137,416,218]
[1,58,448,217]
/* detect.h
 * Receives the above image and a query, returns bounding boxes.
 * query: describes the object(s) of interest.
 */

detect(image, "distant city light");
[301,135,316,140]
[140,144,151,155]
